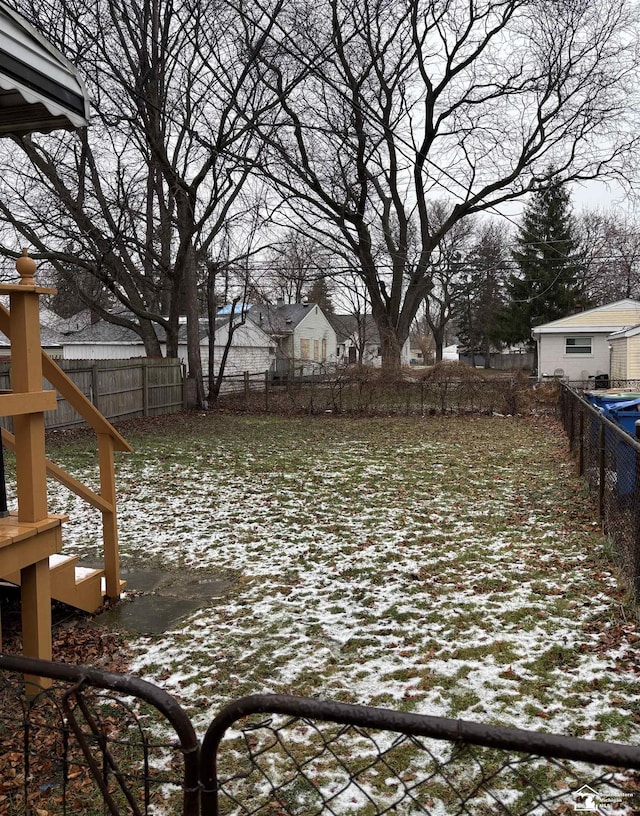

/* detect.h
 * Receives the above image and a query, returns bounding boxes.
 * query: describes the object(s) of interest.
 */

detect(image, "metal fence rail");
[2,656,640,814]
[0,654,199,816]
[559,383,640,598]
[201,694,640,815]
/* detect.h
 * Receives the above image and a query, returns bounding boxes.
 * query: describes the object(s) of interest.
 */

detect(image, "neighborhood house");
[531,299,640,382]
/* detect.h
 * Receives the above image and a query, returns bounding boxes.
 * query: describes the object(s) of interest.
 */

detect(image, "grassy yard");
[43,412,639,747]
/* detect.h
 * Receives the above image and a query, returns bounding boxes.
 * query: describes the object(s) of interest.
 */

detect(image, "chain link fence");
[216,368,558,417]
[560,383,640,598]
[3,652,640,814]
[0,655,199,816]
[201,694,640,816]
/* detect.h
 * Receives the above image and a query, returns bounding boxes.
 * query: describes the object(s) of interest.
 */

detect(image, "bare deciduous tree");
[579,210,640,304]
[0,0,283,406]
[241,0,639,367]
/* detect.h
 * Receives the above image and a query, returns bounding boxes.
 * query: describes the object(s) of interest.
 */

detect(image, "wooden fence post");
[91,364,100,411]
[143,361,149,416]
[265,370,269,412]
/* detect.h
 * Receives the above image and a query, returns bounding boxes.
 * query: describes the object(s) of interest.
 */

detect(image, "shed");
[608,324,640,381]
[59,314,275,377]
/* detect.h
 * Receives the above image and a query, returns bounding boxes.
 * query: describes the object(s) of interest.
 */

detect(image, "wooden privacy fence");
[0,358,184,430]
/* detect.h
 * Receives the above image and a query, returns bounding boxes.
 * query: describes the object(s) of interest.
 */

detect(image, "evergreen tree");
[457,222,510,367]
[306,277,334,314]
[501,176,586,355]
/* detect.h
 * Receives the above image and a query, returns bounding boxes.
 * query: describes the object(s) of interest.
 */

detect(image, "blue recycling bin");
[614,437,636,495]
[585,390,640,409]
[603,398,640,435]
[601,399,640,496]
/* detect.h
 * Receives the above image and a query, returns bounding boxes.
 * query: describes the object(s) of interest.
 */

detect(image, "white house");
[531,299,640,382]
[329,313,411,367]
[252,302,337,376]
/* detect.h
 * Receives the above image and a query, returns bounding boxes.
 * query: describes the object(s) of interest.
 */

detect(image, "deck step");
[1,555,118,613]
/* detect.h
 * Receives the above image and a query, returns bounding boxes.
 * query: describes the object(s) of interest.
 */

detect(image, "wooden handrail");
[0,299,130,598]
[0,303,132,452]
[1,428,112,513]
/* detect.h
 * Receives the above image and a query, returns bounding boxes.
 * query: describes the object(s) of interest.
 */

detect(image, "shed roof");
[58,315,269,346]
[0,0,90,135]
[608,323,640,341]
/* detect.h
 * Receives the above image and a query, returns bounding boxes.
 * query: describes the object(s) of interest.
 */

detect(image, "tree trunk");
[175,192,205,408]
[139,319,162,357]
[183,255,205,408]
[379,330,403,369]
[433,329,444,363]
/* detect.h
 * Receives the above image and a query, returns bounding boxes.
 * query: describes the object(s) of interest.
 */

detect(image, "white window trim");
[564,336,593,356]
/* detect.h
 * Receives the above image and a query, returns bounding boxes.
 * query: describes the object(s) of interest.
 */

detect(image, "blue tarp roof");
[217,304,252,315]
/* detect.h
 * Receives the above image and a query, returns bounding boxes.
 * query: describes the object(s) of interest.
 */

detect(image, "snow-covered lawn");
[46,413,639,750]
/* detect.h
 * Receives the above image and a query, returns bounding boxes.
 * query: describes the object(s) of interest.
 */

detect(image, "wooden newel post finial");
[16,248,37,285]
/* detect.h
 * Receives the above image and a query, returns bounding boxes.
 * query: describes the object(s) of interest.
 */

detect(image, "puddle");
[97,594,203,634]
[90,565,234,634]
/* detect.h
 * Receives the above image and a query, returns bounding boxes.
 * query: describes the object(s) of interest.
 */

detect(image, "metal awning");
[0,1,89,136]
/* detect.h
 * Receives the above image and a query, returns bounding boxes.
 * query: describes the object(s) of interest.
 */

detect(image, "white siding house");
[253,303,337,376]
[531,300,640,382]
[58,315,275,377]
[608,325,640,381]
[329,314,411,367]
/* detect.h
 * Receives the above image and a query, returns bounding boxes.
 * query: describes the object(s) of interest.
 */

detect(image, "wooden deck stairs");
[0,251,132,682]
[2,551,126,613]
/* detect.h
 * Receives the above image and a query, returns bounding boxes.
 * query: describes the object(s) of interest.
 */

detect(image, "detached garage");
[531,299,640,382]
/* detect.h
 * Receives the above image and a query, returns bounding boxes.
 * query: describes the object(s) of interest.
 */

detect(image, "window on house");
[565,337,592,354]
[300,338,310,359]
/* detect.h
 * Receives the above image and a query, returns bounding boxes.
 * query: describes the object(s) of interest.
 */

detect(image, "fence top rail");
[200,692,640,782]
[0,653,198,756]
[561,382,640,454]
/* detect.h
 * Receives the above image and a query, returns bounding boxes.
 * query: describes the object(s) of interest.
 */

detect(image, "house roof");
[328,313,379,344]
[0,324,63,348]
[249,303,318,335]
[0,0,90,135]
[531,299,640,336]
[60,321,146,345]
[57,314,272,346]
